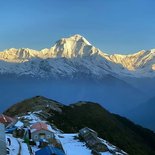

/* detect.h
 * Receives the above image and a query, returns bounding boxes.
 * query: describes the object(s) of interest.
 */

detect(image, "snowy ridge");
[0,34,155,78]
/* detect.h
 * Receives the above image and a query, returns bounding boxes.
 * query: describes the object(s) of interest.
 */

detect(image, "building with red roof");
[30,122,55,142]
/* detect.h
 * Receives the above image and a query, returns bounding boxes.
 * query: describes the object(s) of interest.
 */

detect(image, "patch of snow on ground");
[101,152,113,155]
[6,134,20,155]
[15,121,24,127]
[100,139,127,155]
[22,113,42,124]
[57,134,92,155]
[20,142,30,155]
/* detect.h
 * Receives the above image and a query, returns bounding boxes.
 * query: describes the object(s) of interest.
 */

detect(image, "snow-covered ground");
[6,134,31,155]
[57,134,92,155]
[21,112,42,124]
[20,142,30,155]
[6,134,20,155]
[101,139,127,155]
[56,133,127,155]
[56,133,126,155]
[14,121,24,127]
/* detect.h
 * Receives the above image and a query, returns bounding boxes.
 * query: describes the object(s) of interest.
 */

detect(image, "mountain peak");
[71,34,91,45]
[70,34,84,39]
[61,34,91,46]
[50,34,94,58]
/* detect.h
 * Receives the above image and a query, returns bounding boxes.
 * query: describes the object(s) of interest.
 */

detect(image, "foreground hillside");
[4,96,155,155]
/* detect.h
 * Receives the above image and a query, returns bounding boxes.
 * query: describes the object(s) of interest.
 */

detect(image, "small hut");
[30,122,55,142]
[79,127,107,152]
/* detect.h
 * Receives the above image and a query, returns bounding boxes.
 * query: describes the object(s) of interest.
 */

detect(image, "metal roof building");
[35,145,65,155]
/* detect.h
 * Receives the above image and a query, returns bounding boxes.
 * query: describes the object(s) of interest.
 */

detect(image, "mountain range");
[0,34,155,78]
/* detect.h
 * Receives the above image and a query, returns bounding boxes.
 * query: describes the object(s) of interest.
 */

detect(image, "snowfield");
[57,134,92,155]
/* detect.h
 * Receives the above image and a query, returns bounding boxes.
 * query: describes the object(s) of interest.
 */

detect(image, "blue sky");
[0,0,155,54]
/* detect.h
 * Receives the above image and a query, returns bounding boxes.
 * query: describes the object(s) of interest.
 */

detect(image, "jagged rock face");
[0,34,155,78]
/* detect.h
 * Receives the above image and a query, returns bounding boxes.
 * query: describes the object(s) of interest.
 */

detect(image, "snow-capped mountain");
[0,34,155,78]
[108,49,155,77]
